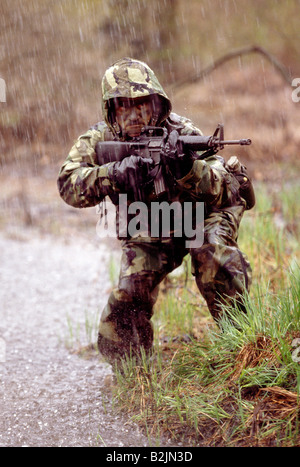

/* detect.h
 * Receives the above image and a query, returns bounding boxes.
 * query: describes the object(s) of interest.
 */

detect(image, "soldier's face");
[115,98,153,138]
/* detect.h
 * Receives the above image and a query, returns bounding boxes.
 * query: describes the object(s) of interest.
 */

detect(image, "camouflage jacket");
[57,113,238,209]
[57,58,241,215]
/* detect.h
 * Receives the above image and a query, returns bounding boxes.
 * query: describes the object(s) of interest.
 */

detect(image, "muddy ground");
[0,230,141,447]
[0,209,186,447]
[0,150,184,447]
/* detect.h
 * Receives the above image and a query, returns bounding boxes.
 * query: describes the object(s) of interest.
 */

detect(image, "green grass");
[112,181,300,447]
[63,181,300,445]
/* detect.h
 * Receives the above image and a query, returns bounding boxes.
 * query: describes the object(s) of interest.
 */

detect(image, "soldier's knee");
[191,243,251,290]
[118,275,159,307]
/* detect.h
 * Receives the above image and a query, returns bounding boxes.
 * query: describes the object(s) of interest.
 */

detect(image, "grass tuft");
[111,183,300,446]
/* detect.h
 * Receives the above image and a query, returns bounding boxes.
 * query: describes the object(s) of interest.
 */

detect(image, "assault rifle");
[95,123,251,198]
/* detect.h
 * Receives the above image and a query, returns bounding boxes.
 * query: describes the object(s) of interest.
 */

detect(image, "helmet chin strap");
[150,112,159,127]
[112,121,122,138]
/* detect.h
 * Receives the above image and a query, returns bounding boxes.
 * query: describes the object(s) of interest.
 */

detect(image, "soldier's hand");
[111,155,154,194]
[225,156,256,210]
[161,130,194,179]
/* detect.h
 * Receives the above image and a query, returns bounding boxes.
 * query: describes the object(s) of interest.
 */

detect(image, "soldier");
[57,58,254,367]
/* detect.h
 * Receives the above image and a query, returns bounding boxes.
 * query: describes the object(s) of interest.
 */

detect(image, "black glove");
[225,156,256,210]
[110,155,154,198]
[161,130,194,180]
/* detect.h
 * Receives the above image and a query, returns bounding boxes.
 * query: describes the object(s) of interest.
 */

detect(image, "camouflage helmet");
[101,57,172,135]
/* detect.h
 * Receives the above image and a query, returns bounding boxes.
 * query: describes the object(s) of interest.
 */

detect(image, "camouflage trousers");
[97,203,252,365]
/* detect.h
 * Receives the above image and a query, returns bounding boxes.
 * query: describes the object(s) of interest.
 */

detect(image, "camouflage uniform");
[57,58,253,365]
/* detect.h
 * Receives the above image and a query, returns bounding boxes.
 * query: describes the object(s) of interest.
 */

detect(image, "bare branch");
[174,45,293,89]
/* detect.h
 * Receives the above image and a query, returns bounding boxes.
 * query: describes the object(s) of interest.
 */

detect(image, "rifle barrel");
[221,139,251,145]
[179,135,251,151]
